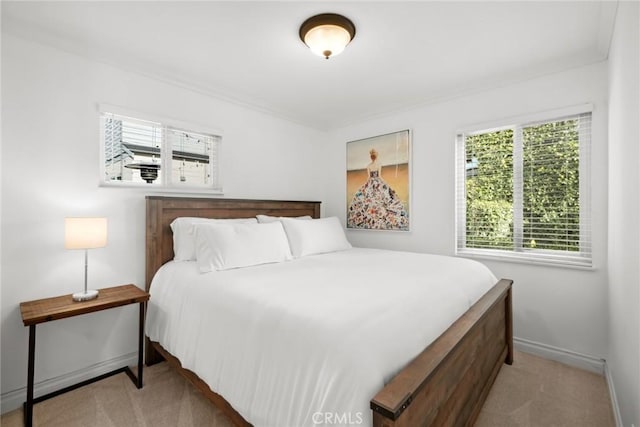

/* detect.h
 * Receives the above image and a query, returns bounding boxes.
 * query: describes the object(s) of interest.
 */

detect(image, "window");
[456,108,591,267]
[100,108,221,191]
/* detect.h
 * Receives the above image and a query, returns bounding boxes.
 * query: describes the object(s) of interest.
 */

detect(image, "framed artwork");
[346,129,410,231]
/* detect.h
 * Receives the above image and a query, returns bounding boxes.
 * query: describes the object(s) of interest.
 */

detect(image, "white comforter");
[146,248,497,427]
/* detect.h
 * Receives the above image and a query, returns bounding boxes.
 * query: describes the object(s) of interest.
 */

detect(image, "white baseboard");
[604,361,624,427]
[514,337,605,374]
[514,337,622,427]
[1,352,137,415]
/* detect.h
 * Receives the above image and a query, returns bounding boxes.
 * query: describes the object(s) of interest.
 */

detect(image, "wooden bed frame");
[144,195,513,427]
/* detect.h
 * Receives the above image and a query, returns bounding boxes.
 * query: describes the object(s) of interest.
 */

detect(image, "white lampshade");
[65,217,108,249]
[299,14,356,59]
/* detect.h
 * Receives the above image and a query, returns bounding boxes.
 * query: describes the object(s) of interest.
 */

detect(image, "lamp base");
[73,289,99,302]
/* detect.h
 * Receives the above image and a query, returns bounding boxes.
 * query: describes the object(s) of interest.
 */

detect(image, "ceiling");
[2,1,617,130]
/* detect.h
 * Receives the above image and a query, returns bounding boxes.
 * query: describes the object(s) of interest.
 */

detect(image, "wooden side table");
[19,284,150,427]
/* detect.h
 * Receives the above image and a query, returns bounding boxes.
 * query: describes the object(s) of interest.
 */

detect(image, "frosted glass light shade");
[65,217,108,249]
[304,25,352,58]
[299,14,356,59]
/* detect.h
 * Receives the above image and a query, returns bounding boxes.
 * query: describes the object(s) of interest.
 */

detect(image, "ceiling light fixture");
[299,13,356,59]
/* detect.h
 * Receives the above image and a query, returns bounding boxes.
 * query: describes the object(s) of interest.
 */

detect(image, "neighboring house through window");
[100,106,222,192]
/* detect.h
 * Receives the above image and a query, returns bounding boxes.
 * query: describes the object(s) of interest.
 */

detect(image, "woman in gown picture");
[347,148,409,230]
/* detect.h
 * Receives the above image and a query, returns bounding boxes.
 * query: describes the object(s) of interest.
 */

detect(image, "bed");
[144,195,513,427]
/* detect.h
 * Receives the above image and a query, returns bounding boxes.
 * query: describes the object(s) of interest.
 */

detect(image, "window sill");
[456,248,594,271]
[100,181,224,195]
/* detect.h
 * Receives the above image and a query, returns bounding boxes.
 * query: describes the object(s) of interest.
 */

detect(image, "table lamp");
[65,217,107,301]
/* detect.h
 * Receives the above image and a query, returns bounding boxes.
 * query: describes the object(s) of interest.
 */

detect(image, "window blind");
[167,127,221,190]
[103,113,163,183]
[456,111,592,267]
[101,110,221,191]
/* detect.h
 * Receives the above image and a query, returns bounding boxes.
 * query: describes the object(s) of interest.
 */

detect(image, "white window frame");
[98,104,223,193]
[455,104,592,268]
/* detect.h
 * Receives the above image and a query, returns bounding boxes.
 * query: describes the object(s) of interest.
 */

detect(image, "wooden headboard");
[145,196,321,291]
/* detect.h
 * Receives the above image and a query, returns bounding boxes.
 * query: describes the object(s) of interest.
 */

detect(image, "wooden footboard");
[370,278,513,427]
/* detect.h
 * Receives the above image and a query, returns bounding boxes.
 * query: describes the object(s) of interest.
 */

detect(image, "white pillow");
[194,222,292,272]
[256,214,312,223]
[170,217,258,261]
[280,216,352,258]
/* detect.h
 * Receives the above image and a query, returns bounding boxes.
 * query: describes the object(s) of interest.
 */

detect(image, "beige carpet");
[1,351,615,426]
[475,351,615,427]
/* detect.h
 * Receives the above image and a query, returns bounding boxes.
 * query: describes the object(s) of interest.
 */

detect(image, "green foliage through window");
[465,129,514,250]
[522,120,580,251]
[458,111,590,264]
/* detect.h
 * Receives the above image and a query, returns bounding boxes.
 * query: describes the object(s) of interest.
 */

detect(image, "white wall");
[0,6,4,402]
[607,2,640,426]
[323,62,609,359]
[0,34,324,411]
[2,9,633,421]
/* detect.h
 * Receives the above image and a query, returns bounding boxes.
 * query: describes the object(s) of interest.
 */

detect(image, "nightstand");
[19,284,150,427]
